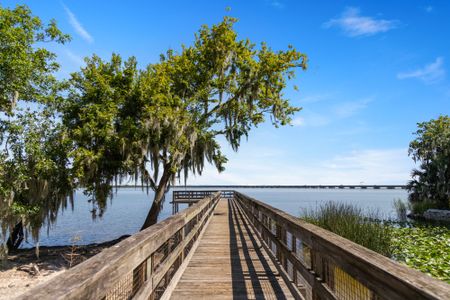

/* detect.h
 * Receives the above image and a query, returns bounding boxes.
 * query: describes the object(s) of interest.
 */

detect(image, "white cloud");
[300,93,334,104]
[292,111,331,127]
[65,49,85,66]
[324,7,397,37]
[63,4,94,43]
[397,57,445,84]
[291,117,305,126]
[333,98,372,118]
[293,98,371,128]
[268,0,284,9]
[186,148,412,185]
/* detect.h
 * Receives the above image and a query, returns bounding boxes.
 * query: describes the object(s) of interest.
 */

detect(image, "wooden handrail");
[171,190,234,214]
[234,191,450,300]
[172,190,234,202]
[16,192,221,300]
[172,190,215,201]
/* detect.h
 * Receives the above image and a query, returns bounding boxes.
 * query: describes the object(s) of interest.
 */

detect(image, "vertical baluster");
[291,235,297,284]
[276,223,282,264]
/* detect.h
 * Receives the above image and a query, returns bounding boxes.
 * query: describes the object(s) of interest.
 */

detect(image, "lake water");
[21,188,408,248]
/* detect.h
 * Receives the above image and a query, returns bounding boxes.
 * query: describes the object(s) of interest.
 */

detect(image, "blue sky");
[5,0,450,184]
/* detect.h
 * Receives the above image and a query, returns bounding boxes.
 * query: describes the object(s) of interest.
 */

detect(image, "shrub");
[411,200,436,215]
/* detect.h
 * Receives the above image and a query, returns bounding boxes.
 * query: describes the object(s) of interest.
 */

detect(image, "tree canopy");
[64,17,307,227]
[0,4,71,250]
[407,115,450,210]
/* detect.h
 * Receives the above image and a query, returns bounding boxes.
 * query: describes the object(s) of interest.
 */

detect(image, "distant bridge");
[118,184,407,190]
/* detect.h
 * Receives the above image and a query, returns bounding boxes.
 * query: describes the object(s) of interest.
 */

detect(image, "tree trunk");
[140,170,171,230]
[7,221,24,251]
[141,199,162,230]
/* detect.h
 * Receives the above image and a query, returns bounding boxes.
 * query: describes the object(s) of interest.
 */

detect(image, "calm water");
[21,188,407,248]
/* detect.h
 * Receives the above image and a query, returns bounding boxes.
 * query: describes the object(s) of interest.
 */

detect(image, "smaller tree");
[0,109,73,251]
[0,4,71,251]
[407,115,450,210]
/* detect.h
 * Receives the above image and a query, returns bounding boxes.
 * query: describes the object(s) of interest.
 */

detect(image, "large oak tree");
[65,17,307,229]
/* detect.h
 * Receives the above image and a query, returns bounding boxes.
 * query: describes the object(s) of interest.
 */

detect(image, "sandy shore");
[0,236,129,299]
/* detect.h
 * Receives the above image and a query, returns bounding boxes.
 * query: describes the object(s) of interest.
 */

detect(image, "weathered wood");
[235,192,450,300]
[15,192,220,300]
[170,199,296,299]
[238,198,336,300]
[232,197,305,300]
[134,198,216,300]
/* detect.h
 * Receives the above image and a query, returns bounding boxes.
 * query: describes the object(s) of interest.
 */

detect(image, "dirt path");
[0,235,129,299]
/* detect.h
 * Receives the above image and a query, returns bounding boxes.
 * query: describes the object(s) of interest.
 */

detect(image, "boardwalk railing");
[171,190,234,213]
[172,190,214,201]
[17,192,221,300]
[234,191,450,300]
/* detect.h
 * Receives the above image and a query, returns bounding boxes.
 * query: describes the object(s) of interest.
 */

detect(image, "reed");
[302,201,393,256]
[393,198,409,222]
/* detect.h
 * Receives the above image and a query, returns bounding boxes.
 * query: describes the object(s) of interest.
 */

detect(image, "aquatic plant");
[391,225,450,283]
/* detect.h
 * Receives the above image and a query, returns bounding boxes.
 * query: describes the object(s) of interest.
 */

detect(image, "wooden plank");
[170,199,296,299]
[232,199,305,300]
[135,197,218,300]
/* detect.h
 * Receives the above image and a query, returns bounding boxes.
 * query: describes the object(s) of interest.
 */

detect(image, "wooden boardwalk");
[171,199,295,300]
[19,191,450,300]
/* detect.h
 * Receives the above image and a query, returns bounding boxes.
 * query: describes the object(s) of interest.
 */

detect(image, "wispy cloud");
[291,117,305,126]
[292,111,331,127]
[266,0,284,9]
[425,6,433,13]
[397,57,445,84]
[334,98,372,118]
[64,49,85,66]
[62,3,94,43]
[293,98,371,128]
[300,93,334,104]
[324,7,397,37]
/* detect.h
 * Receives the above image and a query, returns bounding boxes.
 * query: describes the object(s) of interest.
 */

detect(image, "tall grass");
[301,202,393,256]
